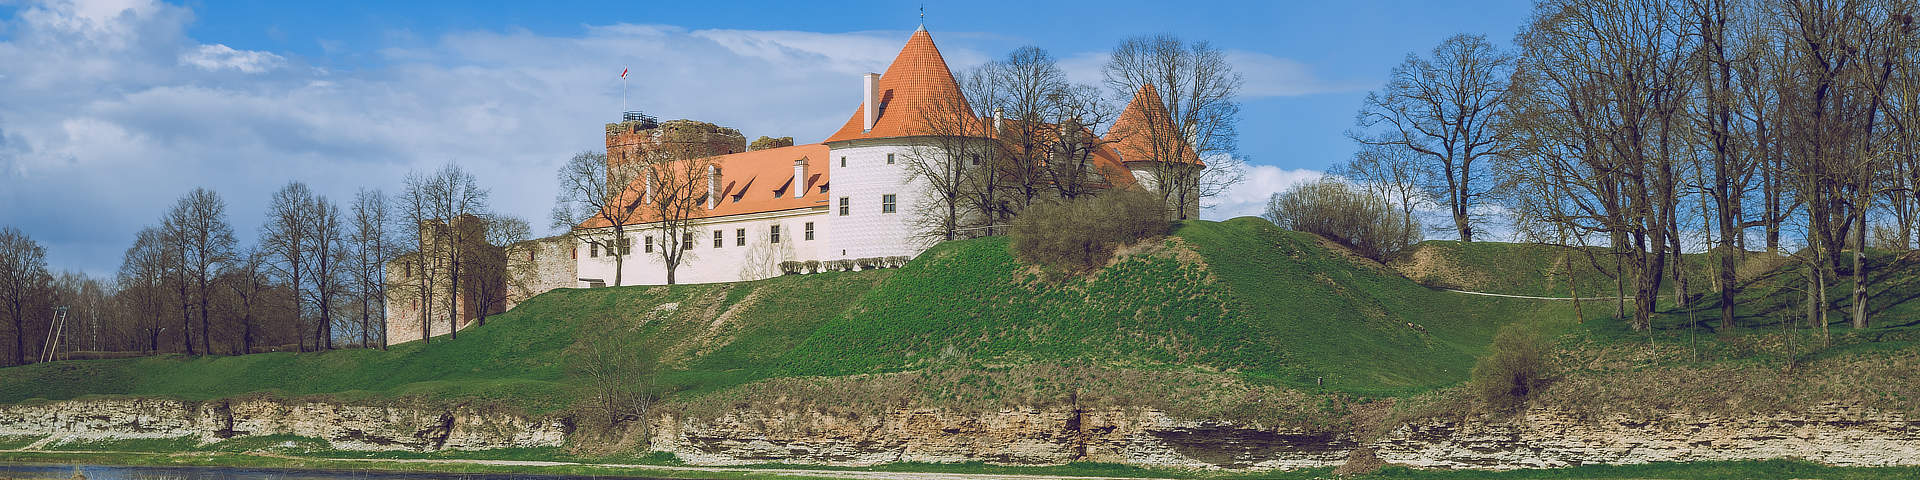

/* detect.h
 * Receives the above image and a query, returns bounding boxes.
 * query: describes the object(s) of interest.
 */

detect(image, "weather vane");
[919,4,925,26]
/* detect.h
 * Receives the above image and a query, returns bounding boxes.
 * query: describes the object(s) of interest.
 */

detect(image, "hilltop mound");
[0,218,1563,409]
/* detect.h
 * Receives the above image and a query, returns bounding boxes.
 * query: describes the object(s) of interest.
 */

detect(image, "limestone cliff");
[4,397,1918,470]
[0,397,565,452]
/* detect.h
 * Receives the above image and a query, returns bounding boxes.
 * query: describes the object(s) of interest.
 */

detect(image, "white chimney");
[862,73,881,132]
[643,172,653,205]
[992,107,1003,135]
[706,164,721,209]
[792,158,808,198]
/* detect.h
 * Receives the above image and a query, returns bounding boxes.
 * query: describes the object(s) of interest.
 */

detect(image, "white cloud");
[1204,164,1324,221]
[178,43,283,73]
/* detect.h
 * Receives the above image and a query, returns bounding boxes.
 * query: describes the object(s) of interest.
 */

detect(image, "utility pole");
[40,306,68,363]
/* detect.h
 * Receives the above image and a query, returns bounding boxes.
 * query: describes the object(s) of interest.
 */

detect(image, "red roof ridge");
[824,29,981,143]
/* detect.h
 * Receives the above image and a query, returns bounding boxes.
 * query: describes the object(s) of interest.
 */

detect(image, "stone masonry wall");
[504,235,577,310]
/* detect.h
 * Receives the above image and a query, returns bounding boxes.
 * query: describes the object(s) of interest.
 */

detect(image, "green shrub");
[1264,178,1420,261]
[1010,190,1170,271]
[1470,323,1547,411]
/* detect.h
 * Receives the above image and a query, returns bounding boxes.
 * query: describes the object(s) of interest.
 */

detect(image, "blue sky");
[0,0,1534,276]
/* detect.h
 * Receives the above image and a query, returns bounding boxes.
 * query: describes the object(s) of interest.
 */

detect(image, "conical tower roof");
[825,28,981,143]
[1107,84,1202,165]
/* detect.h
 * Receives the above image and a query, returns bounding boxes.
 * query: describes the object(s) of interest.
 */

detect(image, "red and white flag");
[620,68,628,79]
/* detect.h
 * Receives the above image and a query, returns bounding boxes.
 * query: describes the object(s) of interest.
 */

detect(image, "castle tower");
[605,115,748,185]
[820,26,984,261]
[1109,84,1204,219]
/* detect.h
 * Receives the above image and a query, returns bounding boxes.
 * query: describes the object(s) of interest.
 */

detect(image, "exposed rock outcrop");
[651,404,1920,470]
[0,397,565,452]
[5,397,1918,470]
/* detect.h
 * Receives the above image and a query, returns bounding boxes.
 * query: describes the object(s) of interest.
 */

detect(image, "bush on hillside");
[1470,323,1547,412]
[1010,189,1171,271]
[1264,178,1420,262]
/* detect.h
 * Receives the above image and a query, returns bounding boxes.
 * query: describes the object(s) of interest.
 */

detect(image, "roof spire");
[918,4,925,31]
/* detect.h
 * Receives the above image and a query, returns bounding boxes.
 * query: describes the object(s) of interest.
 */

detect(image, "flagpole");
[622,71,628,116]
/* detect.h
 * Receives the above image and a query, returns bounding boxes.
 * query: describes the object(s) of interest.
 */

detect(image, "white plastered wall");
[574,207,828,286]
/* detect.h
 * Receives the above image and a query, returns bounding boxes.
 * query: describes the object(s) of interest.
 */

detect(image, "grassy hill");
[1,218,1574,409]
[65,217,1920,417]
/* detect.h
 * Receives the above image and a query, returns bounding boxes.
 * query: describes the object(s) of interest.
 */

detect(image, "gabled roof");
[1107,84,1203,166]
[824,28,982,143]
[577,144,832,229]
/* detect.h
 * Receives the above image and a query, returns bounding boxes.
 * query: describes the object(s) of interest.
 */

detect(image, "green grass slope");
[0,270,892,410]
[0,218,1564,408]
[779,217,1569,394]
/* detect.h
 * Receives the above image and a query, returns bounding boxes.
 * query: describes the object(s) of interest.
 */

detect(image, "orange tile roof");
[824,28,984,143]
[1107,84,1203,166]
[577,144,831,229]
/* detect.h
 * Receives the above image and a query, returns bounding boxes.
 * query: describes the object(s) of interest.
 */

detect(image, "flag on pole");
[621,68,628,79]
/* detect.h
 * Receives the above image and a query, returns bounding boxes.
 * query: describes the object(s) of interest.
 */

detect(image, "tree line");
[1337,0,1917,331]
[0,163,527,366]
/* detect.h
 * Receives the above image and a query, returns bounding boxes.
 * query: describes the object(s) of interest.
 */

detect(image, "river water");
[0,463,667,480]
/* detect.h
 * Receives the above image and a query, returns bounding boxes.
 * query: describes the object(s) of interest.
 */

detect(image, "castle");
[385,26,1198,345]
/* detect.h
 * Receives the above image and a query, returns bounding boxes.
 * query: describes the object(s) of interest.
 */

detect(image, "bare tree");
[263,182,317,350]
[1352,34,1513,242]
[118,227,171,353]
[1337,140,1429,237]
[222,248,271,354]
[991,46,1070,212]
[961,66,1015,235]
[553,151,642,286]
[1042,83,1124,200]
[1776,0,1914,329]
[1510,0,1694,330]
[906,65,992,241]
[398,171,440,344]
[1105,34,1245,220]
[468,215,531,327]
[0,226,53,366]
[307,197,346,350]
[428,163,488,338]
[349,189,392,349]
[635,149,711,285]
[164,188,235,355]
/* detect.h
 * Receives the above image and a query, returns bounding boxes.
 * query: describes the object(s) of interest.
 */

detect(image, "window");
[882,194,897,213]
[840,156,846,167]
[644,236,654,253]
[970,154,980,166]
[618,237,632,255]
[527,250,534,261]
[736,228,746,246]
[683,232,695,250]
[590,243,599,258]
[771,225,782,244]
[886,153,895,164]
[714,230,724,248]
[839,197,850,216]
[804,222,815,241]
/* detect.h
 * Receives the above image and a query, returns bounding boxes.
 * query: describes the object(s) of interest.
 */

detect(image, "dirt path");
[1439,288,1631,301]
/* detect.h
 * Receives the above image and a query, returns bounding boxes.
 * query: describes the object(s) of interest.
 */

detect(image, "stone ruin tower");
[605,112,748,183]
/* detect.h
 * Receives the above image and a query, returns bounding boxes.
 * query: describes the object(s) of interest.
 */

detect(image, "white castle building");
[569,26,1200,288]
[385,26,1200,344]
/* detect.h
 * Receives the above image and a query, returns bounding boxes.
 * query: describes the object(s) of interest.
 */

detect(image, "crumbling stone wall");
[386,225,579,346]
[384,215,501,345]
[504,235,577,310]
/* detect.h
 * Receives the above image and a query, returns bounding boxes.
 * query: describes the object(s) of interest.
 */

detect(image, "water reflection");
[0,463,665,480]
